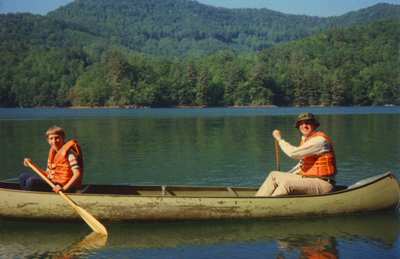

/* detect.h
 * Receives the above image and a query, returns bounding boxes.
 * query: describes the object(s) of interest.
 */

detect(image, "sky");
[0,0,399,17]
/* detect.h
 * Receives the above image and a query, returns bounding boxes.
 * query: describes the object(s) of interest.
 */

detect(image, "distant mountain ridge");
[1,1,399,57]
[44,0,400,56]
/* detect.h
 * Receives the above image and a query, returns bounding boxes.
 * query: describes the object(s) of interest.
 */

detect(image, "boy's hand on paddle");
[23,158,32,167]
[53,184,63,193]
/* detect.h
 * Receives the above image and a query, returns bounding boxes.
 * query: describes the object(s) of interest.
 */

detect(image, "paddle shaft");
[274,140,280,171]
[26,160,108,236]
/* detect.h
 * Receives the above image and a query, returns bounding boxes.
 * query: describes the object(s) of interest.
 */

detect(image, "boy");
[19,126,83,192]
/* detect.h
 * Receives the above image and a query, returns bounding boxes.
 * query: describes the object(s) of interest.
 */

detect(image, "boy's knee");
[19,173,31,189]
[25,177,35,190]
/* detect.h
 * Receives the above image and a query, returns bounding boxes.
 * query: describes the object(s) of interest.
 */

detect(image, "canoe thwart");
[227,187,239,197]
[161,185,175,196]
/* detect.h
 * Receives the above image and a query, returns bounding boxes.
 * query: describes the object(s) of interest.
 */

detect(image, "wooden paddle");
[26,160,108,236]
[274,140,280,171]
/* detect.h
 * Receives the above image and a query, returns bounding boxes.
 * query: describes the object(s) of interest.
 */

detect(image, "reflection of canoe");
[0,172,399,221]
[0,212,399,255]
[109,212,400,249]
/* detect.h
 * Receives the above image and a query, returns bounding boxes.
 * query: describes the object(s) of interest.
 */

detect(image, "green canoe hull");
[0,172,398,221]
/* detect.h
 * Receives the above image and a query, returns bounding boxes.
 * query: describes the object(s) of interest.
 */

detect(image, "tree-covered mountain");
[329,2,400,26]
[47,0,400,56]
[0,0,399,107]
[1,1,399,57]
[1,17,398,107]
[47,0,326,56]
[257,19,400,106]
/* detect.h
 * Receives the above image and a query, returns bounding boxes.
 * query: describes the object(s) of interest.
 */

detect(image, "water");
[0,107,399,258]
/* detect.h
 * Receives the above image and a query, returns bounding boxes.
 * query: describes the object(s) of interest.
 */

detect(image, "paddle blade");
[74,205,108,236]
[58,192,108,236]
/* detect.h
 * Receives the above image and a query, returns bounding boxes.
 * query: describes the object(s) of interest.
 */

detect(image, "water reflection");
[106,213,399,249]
[276,237,338,259]
[0,222,107,258]
[55,232,107,258]
[0,213,397,258]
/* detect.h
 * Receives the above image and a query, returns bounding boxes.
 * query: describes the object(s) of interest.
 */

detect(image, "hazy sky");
[0,0,399,17]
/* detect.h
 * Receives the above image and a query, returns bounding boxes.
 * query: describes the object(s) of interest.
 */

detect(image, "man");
[19,126,83,192]
[255,112,336,196]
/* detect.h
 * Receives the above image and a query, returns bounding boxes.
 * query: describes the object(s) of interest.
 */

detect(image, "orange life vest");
[47,139,83,187]
[301,245,338,259]
[300,131,336,177]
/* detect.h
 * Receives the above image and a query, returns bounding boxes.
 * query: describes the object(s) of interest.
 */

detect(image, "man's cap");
[295,112,320,128]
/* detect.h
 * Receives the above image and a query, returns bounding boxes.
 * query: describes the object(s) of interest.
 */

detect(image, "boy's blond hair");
[46,126,66,139]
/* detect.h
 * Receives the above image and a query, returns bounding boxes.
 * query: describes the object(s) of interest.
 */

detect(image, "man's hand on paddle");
[272,130,282,141]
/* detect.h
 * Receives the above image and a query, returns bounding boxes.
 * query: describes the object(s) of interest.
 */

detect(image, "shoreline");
[2,104,397,109]
[8,105,280,109]
[69,104,280,109]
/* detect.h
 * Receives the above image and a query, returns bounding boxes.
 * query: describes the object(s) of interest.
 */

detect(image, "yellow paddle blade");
[59,192,108,236]
[74,205,108,236]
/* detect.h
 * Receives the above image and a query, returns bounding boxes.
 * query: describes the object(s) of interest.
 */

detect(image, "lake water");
[0,107,399,258]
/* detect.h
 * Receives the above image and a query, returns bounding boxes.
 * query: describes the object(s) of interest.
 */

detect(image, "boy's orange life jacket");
[47,139,83,187]
[300,131,336,177]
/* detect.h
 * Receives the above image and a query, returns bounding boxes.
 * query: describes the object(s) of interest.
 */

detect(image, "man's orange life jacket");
[301,239,338,259]
[47,139,83,187]
[300,131,336,177]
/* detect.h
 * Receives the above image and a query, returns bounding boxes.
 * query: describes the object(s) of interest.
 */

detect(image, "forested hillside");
[257,20,400,106]
[1,17,398,107]
[48,0,400,56]
[0,0,399,107]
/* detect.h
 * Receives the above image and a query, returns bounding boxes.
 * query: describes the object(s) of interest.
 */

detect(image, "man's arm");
[287,162,301,174]
[277,136,328,160]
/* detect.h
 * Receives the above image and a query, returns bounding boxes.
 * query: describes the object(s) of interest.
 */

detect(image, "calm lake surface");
[0,107,399,258]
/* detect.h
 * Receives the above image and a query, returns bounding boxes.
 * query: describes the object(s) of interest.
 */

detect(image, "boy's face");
[47,134,65,151]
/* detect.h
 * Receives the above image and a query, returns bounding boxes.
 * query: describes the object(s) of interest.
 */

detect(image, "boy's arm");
[54,152,81,192]
[60,168,81,191]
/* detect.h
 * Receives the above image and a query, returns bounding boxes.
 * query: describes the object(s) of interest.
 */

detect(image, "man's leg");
[273,177,333,196]
[255,171,297,196]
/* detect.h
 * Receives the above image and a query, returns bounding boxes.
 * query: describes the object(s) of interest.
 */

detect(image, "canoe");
[0,172,399,221]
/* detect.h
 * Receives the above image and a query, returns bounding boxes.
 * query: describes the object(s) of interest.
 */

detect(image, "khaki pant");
[255,171,333,197]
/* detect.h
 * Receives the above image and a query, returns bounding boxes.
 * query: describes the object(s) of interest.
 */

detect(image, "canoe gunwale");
[0,171,397,199]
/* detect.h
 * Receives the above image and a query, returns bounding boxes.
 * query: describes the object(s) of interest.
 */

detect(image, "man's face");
[298,120,316,137]
[47,134,65,151]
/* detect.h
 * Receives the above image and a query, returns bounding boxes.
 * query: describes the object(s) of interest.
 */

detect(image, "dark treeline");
[1,18,399,107]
